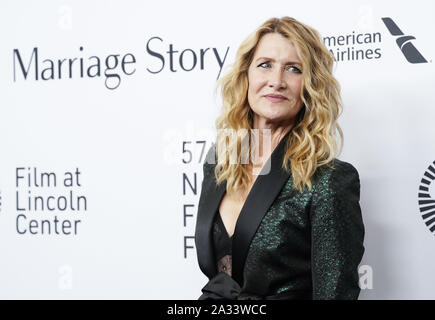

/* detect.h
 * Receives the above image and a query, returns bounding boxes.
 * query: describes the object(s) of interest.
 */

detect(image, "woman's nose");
[268,69,286,89]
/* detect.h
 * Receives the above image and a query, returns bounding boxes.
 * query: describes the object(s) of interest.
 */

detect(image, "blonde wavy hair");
[214,16,343,193]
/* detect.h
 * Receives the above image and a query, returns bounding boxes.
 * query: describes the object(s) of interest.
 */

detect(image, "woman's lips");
[264,95,287,103]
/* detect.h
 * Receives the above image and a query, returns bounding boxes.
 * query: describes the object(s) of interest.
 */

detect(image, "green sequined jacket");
[195,132,365,300]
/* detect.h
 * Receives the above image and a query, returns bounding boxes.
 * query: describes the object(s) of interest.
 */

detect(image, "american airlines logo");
[382,17,428,64]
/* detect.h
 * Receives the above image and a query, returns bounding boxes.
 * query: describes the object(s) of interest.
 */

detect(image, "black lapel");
[195,146,226,279]
[232,131,291,286]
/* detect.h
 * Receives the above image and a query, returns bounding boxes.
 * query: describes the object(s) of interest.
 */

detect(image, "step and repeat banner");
[1,0,434,299]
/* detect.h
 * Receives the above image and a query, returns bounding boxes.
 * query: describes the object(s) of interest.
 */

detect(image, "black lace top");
[212,210,233,276]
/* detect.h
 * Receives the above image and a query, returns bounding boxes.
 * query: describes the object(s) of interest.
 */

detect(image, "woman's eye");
[258,62,271,68]
[257,62,301,73]
[287,66,302,73]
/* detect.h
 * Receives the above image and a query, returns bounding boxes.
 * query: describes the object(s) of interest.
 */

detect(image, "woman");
[195,16,365,300]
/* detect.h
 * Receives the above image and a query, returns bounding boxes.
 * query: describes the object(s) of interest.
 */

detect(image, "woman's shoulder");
[201,143,218,179]
[329,158,360,176]
[204,143,217,166]
[311,158,361,191]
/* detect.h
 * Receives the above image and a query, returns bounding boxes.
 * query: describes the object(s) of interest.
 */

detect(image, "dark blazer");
[195,131,365,300]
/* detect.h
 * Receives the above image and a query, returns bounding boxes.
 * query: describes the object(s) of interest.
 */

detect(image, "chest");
[218,181,255,238]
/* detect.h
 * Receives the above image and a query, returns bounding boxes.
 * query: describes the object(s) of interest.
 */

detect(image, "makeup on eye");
[287,65,302,73]
[257,61,302,73]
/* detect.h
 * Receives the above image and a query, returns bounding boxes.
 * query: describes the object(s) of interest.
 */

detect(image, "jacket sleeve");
[310,160,365,300]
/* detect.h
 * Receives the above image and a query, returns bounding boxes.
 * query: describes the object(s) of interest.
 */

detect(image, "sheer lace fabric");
[212,211,233,277]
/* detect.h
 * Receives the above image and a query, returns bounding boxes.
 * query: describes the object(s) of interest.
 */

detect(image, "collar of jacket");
[195,128,293,287]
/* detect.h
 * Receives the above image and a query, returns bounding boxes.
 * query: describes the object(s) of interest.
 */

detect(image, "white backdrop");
[1,0,434,299]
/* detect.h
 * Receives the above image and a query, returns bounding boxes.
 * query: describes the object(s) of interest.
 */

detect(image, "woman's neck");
[250,116,293,171]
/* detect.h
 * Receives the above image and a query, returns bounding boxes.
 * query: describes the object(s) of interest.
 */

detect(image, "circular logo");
[418,161,435,235]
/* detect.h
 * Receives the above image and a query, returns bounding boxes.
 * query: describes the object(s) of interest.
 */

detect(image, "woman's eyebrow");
[255,57,302,65]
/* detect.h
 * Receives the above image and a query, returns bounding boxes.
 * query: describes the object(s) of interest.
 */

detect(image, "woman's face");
[247,32,304,127]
